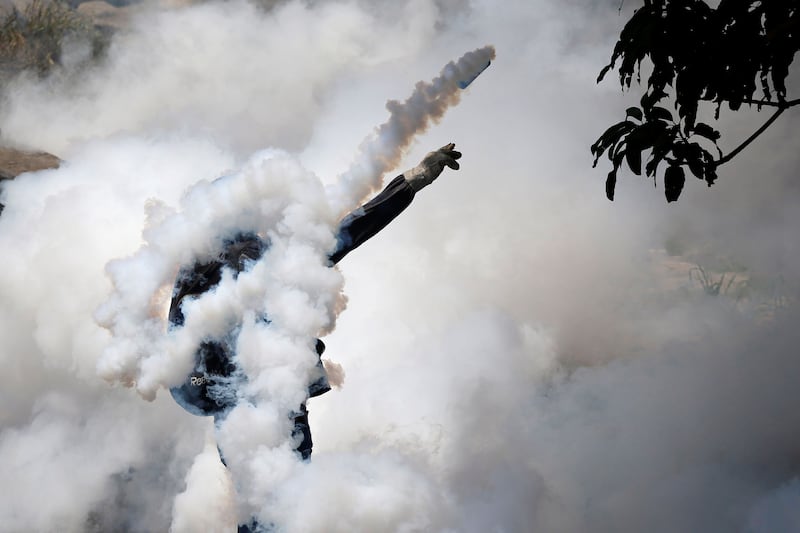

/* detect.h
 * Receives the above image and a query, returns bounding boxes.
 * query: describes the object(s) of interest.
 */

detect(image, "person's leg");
[214,412,262,532]
[216,405,310,533]
[237,518,272,533]
[292,403,313,461]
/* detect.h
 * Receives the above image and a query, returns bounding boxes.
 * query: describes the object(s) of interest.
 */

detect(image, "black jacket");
[169,176,415,416]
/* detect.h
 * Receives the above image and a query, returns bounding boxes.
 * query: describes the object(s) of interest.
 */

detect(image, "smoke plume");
[328,45,495,215]
[89,36,493,526]
[1,0,799,531]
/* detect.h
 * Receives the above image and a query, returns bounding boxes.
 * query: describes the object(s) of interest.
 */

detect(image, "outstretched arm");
[329,143,462,264]
[401,142,462,192]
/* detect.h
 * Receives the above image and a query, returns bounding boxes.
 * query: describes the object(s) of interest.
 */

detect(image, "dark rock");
[0,146,60,214]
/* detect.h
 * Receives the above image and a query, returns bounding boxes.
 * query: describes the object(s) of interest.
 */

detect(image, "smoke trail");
[95,46,495,400]
[327,45,495,216]
[94,44,498,402]
[93,45,495,527]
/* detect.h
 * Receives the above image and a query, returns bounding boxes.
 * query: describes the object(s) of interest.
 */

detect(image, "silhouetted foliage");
[592,0,800,202]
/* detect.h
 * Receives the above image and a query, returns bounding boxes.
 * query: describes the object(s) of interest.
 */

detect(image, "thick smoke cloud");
[1,0,799,532]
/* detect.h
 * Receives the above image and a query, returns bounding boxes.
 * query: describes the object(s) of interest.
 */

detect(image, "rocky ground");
[0,146,60,212]
[0,146,60,180]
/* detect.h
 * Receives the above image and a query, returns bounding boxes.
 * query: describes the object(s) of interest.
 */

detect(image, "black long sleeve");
[328,176,415,264]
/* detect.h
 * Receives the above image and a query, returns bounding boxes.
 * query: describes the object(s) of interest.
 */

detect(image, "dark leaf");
[606,170,617,201]
[591,120,635,166]
[610,5,658,89]
[672,142,689,162]
[772,61,789,100]
[682,143,706,179]
[624,119,669,176]
[629,119,669,147]
[664,165,685,203]
[687,156,705,180]
[641,89,668,110]
[626,107,643,121]
[592,121,633,152]
[693,122,721,141]
[704,163,718,186]
[760,70,772,102]
[612,147,626,169]
[597,64,613,83]
[626,144,643,175]
[648,106,673,123]
[612,141,627,168]
[645,126,678,177]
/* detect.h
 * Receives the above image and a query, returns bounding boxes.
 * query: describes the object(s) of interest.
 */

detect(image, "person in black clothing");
[168,143,460,530]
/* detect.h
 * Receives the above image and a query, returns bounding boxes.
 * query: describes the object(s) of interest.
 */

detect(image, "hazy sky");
[1,0,799,532]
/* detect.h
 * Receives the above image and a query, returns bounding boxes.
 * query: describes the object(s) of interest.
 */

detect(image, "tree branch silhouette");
[716,106,788,167]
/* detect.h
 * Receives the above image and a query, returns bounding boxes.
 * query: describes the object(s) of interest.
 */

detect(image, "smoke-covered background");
[1,0,799,531]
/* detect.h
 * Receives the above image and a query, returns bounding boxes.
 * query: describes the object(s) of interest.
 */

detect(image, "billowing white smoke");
[92,44,493,526]
[94,150,341,400]
[328,45,494,215]
[2,0,800,532]
[95,45,494,401]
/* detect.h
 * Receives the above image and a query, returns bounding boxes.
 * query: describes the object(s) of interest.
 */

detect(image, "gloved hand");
[403,143,462,192]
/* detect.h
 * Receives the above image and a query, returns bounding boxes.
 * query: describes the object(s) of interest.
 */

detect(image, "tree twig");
[740,98,800,108]
[716,106,786,166]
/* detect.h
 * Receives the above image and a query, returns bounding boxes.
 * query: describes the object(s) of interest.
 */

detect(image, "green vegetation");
[0,0,101,76]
